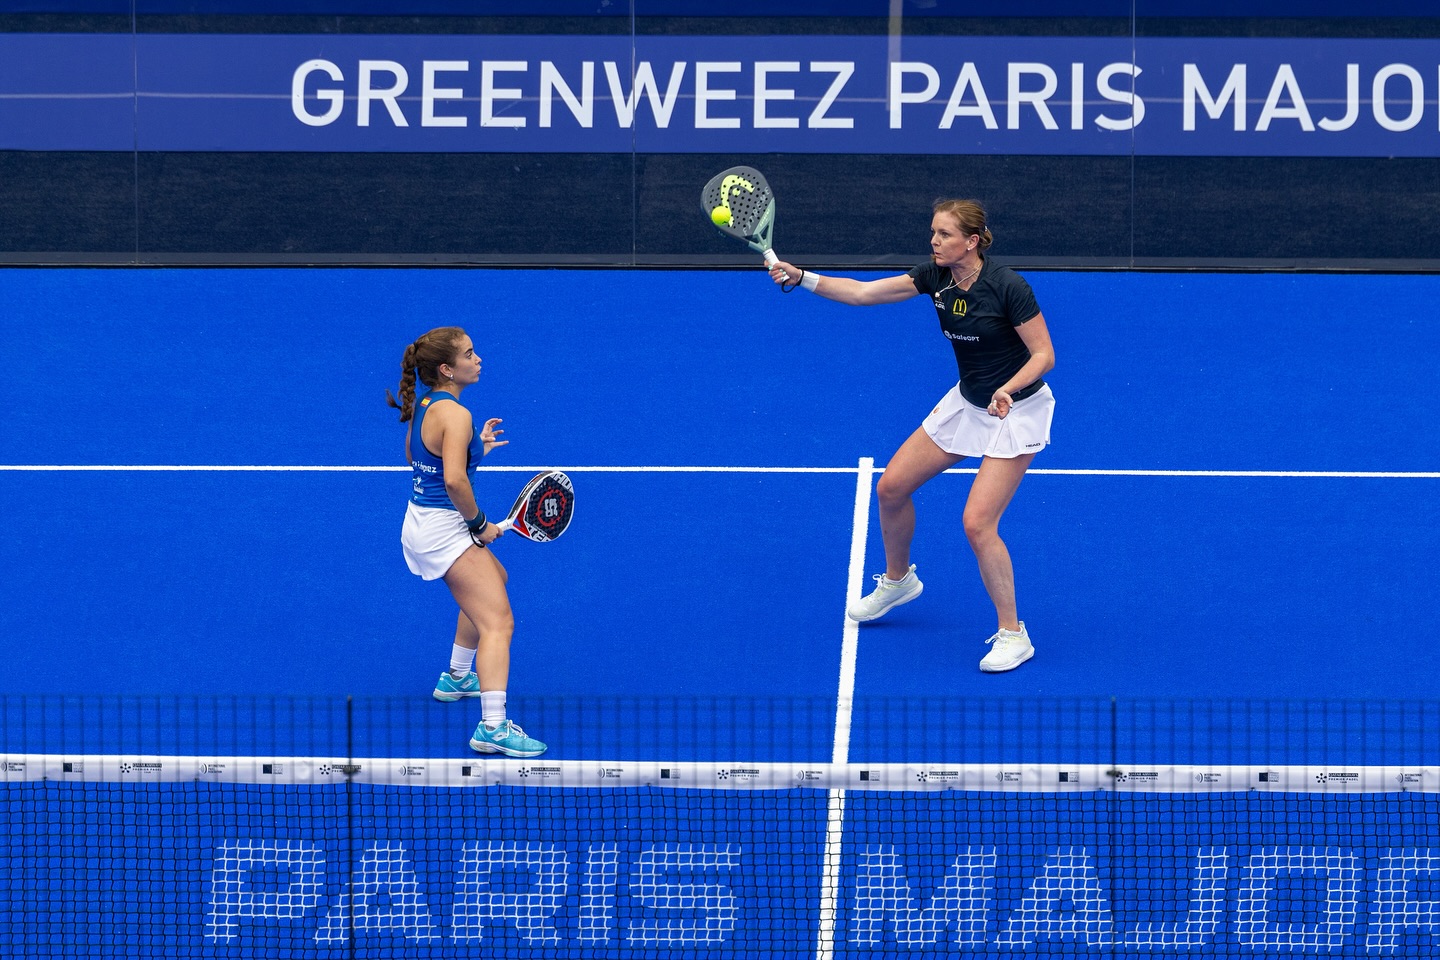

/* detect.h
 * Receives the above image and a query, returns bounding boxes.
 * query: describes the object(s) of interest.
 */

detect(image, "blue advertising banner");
[2,33,1439,156]
[0,34,136,150]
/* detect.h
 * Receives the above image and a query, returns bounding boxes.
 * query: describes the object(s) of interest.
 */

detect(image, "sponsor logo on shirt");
[933,296,969,317]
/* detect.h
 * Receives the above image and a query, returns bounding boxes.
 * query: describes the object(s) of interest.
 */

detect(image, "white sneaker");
[847,565,923,622]
[979,623,1034,672]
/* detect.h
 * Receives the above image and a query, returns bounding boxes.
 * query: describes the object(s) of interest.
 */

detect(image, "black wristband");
[465,511,487,533]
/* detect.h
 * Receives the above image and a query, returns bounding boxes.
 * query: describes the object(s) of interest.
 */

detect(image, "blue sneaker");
[469,719,547,758]
[432,671,481,702]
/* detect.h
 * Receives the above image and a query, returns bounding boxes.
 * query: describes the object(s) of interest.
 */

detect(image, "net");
[4,695,1440,958]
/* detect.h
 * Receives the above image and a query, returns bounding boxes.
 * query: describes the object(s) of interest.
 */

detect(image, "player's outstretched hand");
[480,417,508,455]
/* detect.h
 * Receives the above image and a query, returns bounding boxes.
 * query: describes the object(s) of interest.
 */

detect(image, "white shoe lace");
[985,632,1019,650]
[870,573,908,592]
[494,720,533,742]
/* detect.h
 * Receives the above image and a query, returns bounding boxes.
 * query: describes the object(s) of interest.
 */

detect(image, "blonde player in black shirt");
[769,199,1055,673]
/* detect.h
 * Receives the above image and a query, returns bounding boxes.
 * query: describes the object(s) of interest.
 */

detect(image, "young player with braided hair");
[386,326,546,757]
[768,199,1055,673]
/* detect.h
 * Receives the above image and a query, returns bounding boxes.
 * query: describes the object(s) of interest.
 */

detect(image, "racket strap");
[783,268,821,294]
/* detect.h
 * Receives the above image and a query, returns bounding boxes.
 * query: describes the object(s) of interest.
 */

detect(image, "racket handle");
[494,518,514,532]
[763,248,790,282]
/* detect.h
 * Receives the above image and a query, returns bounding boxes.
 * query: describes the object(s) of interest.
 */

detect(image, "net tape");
[3,756,1435,792]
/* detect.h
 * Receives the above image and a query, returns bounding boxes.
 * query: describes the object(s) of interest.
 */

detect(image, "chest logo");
[952,299,968,316]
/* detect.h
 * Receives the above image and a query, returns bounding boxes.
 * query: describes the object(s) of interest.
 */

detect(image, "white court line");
[815,456,875,960]
[1,464,1437,478]
[833,458,875,765]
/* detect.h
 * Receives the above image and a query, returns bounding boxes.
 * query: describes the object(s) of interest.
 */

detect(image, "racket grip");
[763,249,790,282]
[494,518,514,532]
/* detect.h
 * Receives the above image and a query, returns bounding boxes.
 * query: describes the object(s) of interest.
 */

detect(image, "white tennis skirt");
[922,382,1055,459]
[401,502,474,581]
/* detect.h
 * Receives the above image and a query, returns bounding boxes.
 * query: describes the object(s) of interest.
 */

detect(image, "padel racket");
[494,470,574,542]
[701,165,787,275]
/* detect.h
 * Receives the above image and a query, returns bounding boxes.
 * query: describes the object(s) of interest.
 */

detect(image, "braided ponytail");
[386,343,420,422]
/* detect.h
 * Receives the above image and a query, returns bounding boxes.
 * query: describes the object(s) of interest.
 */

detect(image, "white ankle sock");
[449,644,476,678]
[480,690,507,727]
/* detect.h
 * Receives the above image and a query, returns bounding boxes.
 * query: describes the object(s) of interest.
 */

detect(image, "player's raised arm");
[767,259,920,306]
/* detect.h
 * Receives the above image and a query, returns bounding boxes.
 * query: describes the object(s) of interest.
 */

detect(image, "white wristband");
[800,270,820,292]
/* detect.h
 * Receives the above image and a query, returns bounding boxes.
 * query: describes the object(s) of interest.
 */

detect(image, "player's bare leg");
[453,609,479,655]
[963,453,1033,630]
[431,584,492,703]
[965,453,1037,672]
[449,552,506,654]
[443,547,513,689]
[875,427,963,580]
[445,547,545,756]
[848,428,962,622]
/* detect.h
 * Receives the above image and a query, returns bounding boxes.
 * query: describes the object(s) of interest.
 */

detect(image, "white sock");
[480,690,507,728]
[449,644,476,678]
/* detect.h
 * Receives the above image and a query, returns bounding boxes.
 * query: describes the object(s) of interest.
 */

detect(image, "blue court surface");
[2,267,1438,764]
